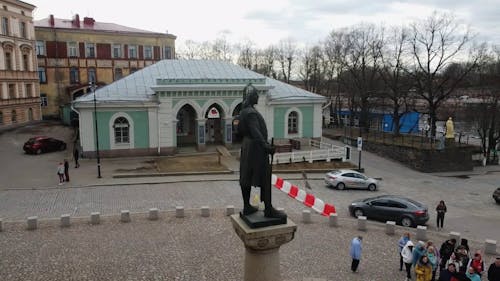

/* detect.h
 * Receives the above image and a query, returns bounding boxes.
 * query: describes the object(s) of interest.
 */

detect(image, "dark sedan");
[493,187,500,204]
[348,195,429,227]
[23,136,66,154]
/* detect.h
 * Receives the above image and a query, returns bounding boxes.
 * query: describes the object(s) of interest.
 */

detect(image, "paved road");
[1,122,499,244]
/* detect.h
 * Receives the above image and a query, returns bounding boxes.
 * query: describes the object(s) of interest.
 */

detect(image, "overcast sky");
[29,0,500,49]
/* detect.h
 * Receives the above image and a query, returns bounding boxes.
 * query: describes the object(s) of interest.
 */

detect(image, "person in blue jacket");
[413,241,427,267]
[350,236,363,272]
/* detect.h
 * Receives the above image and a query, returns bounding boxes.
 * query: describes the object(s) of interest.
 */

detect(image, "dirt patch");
[156,154,230,173]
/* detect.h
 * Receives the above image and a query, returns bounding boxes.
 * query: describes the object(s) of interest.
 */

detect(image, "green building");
[73,60,325,157]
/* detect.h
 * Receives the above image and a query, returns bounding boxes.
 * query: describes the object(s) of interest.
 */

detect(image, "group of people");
[56,148,80,185]
[398,232,499,281]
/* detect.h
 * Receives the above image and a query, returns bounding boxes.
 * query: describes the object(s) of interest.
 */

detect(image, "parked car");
[325,169,379,191]
[23,136,66,154]
[348,195,429,227]
[493,187,500,204]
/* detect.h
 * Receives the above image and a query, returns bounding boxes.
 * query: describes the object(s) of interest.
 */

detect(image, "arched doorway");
[232,103,242,143]
[176,104,197,146]
[205,103,225,144]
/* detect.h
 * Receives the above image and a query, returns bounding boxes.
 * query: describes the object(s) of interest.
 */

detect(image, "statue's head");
[243,83,259,107]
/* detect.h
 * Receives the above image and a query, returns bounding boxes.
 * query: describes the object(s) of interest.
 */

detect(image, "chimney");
[72,14,80,28]
[83,17,95,26]
[49,14,54,26]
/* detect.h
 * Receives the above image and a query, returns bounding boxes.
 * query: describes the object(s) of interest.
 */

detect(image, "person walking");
[436,200,447,230]
[57,162,65,185]
[399,232,411,271]
[350,236,363,272]
[64,159,70,182]
[488,257,500,281]
[73,148,80,168]
[415,255,432,281]
[402,240,415,280]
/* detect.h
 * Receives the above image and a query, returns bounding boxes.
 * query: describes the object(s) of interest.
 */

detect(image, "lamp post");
[91,82,102,178]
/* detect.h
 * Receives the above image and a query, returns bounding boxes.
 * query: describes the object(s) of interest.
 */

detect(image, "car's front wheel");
[59,143,66,151]
[400,216,414,227]
[368,184,377,191]
[353,208,364,218]
[337,182,346,190]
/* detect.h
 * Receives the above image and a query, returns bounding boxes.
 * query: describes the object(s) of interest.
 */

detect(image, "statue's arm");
[247,112,272,153]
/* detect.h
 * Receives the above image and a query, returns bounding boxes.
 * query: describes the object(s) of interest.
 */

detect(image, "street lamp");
[91,82,102,178]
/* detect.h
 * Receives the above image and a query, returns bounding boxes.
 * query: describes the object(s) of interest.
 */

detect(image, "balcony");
[0,70,38,80]
[0,97,40,106]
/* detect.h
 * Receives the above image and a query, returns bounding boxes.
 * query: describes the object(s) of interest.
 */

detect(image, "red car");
[23,136,67,154]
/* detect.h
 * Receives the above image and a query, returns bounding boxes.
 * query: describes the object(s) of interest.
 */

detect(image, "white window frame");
[144,45,152,59]
[112,44,122,58]
[109,112,134,149]
[128,45,137,59]
[40,93,48,107]
[85,43,95,58]
[68,42,78,57]
[163,46,172,59]
[36,41,45,56]
[284,107,302,138]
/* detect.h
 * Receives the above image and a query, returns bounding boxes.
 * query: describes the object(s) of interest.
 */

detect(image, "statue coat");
[238,106,271,189]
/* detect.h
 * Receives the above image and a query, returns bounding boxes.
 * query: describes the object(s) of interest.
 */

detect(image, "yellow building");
[34,14,176,119]
[0,0,41,129]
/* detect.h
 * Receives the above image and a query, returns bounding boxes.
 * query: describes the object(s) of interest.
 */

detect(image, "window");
[287,111,298,134]
[113,117,130,143]
[0,111,3,124]
[23,54,29,71]
[114,68,123,80]
[130,67,138,73]
[2,17,9,35]
[25,84,32,97]
[11,110,16,123]
[40,93,48,107]
[68,42,78,57]
[70,67,79,83]
[163,46,172,59]
[88,68,96,83]
[144,46,152,59]
[36,41,45,56]
[128,45,137,59]
[5,52,12,70]
[85,43,95,58]
[370,199,389,207]
[28,108,33,121]
[8,84,15,99]
[19,22,26,38]
[38,67,46,83]
[112,44,122,58]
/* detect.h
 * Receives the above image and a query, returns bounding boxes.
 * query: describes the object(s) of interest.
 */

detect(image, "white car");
[324,169,378,191]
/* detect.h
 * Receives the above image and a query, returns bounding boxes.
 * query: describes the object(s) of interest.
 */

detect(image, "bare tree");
[277,38,298,83]
[407,12,486,137]
[336,24,384,131]
[299,44,323,93]
[236,40,256,70]
[378,26,415,134]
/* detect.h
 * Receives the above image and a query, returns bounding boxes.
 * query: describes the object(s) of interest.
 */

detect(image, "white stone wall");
[79,109,95,151]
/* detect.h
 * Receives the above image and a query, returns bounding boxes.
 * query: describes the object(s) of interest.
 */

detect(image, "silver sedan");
[324,169,378,191]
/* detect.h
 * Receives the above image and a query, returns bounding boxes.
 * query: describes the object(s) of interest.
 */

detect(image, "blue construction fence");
[335,111,421,133]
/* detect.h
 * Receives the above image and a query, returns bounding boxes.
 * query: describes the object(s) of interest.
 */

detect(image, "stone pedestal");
[230,214,297,281]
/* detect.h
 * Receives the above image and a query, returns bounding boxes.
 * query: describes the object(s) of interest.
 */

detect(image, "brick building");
[34,14,176,119]
[0,0,40,129]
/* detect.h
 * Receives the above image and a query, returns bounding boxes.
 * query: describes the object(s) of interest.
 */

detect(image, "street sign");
[357,137,362,151]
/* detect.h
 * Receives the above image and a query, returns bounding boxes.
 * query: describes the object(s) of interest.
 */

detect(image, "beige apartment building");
[0,0,40,129]
[35,14,176,119]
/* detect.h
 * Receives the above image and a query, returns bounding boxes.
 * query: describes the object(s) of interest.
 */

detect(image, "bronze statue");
[238,85,286,219]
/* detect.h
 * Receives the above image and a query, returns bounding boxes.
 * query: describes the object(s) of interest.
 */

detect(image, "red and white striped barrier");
[271,174,336,216]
